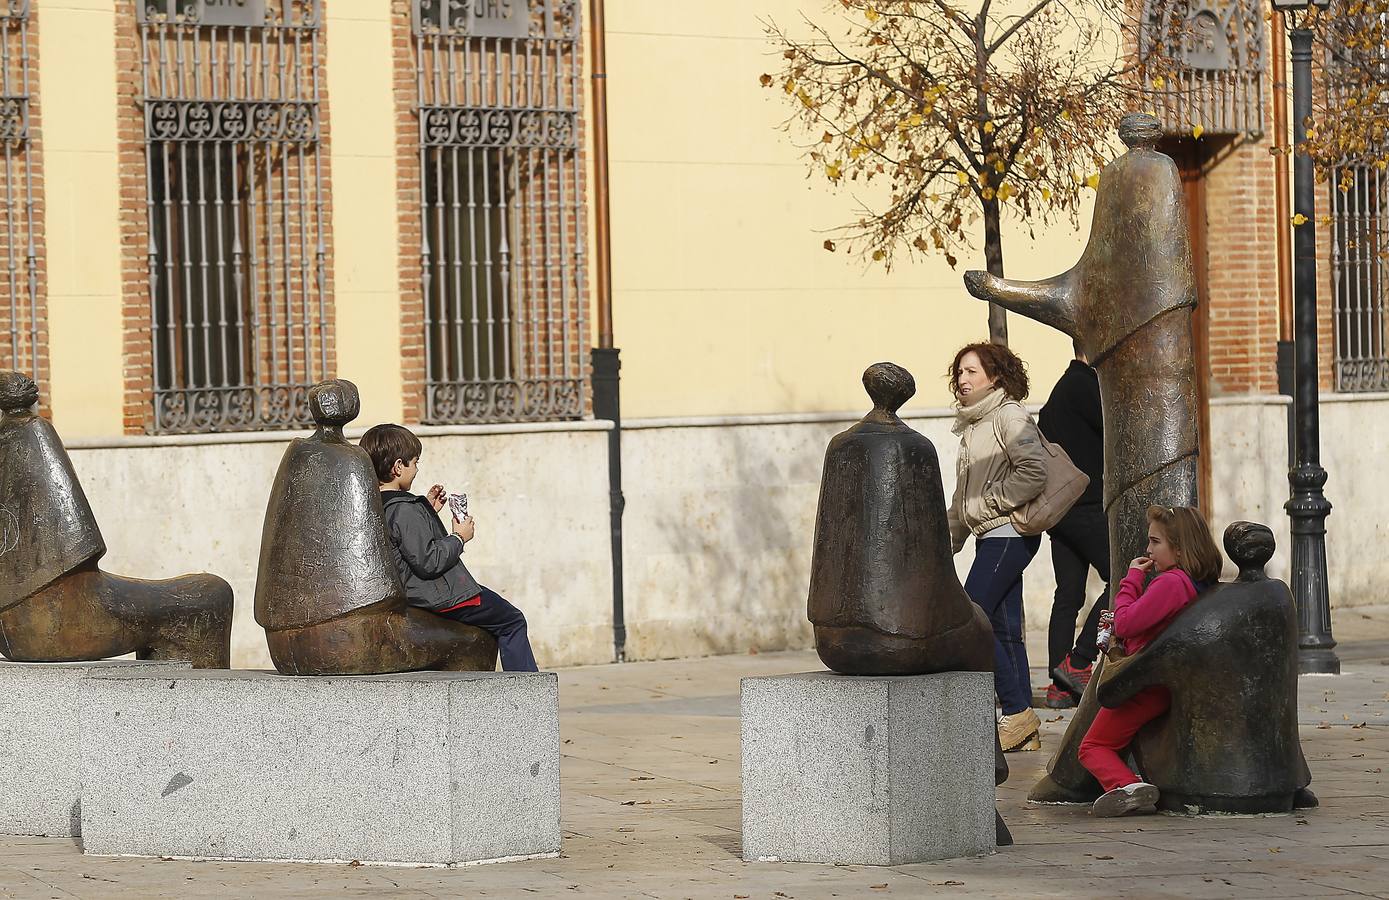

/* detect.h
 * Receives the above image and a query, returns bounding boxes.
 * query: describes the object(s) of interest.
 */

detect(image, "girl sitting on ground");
[1079,505,1222,817]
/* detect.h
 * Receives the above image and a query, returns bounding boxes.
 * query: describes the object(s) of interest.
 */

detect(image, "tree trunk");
[982,194,1008,345]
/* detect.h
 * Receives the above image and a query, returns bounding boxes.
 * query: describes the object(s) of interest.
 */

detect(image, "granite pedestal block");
[79,669,560,866]
[741,671,995,865]
[0,659,191,837]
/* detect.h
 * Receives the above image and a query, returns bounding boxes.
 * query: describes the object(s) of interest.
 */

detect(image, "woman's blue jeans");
[965,535,1041,716]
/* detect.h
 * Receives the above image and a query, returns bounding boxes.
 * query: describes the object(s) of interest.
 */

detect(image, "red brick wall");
[392,0,425,424]
[1203,138,1283,395]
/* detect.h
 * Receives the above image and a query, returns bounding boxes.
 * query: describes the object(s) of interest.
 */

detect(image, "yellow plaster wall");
[41,0,124,437]
[325,0,405,426]
[599,1,1084,417]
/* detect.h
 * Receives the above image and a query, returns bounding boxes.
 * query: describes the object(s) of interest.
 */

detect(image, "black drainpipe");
[589,0,624,662]
[592,349,625,662]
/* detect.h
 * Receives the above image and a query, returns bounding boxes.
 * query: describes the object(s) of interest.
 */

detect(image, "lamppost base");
[1298,648,1341,676]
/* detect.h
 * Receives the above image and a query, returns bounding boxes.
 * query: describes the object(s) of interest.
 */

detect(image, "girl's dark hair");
[947,341,1030,402]
[360,424,423,484]
[1147,505,1223,584]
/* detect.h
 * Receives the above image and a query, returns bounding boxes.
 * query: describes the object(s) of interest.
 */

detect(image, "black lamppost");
[1271,0,1340,674]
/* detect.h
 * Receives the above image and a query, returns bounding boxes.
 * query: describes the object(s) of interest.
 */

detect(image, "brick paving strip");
[2,620,1387,898]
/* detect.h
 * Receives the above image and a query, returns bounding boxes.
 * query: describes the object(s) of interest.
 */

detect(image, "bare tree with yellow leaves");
[763,0,1173,344]
[1305,3,1388,181]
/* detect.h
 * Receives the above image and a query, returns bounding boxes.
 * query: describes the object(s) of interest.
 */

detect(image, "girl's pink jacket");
[1112,566,1199,654]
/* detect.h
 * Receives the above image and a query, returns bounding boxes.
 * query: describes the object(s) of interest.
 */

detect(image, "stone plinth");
[0,659,191,837]
[79,669,560,866]
[741,671,995,865]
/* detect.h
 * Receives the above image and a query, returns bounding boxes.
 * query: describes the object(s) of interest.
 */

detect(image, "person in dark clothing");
[360,423,539,673]
[1037,345,1109,707]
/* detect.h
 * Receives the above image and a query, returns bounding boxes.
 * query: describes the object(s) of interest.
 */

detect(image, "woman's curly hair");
[947,341,1030,402]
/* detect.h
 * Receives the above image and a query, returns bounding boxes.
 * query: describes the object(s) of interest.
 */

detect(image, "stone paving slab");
[1,622,1388,898]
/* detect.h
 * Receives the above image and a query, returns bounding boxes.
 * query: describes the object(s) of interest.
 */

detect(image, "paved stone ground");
[2,611,1388,899]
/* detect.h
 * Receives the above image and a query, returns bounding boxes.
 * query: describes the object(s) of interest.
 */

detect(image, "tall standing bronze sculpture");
[962,114,1313,812]
[808,362,1010,843]
[964,113,1200,577]
[254,379,497,675]
[0,371,233,668]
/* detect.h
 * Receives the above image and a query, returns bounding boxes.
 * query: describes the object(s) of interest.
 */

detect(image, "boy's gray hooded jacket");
[380,491,482,611]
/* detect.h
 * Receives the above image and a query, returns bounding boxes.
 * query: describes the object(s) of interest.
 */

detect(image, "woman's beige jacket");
[947,387,1049,552]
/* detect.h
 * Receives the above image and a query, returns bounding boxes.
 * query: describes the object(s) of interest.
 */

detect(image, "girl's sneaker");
[1091,782,1159,817]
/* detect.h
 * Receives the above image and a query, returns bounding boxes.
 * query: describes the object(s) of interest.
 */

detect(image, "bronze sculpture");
[1040,525,1314,812]
[1094,524,1314,813]
[964,112,1200,581]
[807,362,1010,843]
[809,363,994,676]
[962,114,1313,812]
[0,371,233,668]
[254,379,497,675]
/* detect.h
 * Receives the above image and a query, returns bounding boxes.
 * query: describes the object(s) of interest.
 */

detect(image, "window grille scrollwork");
[411,0,588,424]
[1141,0,1265,138]
[138,0,331,434]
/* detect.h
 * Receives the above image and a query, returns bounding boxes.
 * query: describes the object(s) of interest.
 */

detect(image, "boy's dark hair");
[360,424,423,484]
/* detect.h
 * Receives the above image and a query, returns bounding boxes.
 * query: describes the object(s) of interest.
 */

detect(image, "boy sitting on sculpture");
[360,424,538,673]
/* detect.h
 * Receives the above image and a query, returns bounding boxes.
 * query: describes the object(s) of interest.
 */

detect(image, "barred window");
[1330,167,1388,392]
[1326,11,1389,392]
[412,0,587,424]
[138,0,330,434]
[0,1,40,383]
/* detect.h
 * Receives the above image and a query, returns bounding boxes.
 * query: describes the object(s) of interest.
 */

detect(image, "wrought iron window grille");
[137,0,330,434]
[1325,10,1389,393]
[0,0,38,382]
[1141,0,1266,139]
[412,0,588,424]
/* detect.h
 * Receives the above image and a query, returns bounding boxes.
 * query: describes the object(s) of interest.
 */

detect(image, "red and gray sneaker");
[1054,657,1093,698]
[1044,682,1076,709]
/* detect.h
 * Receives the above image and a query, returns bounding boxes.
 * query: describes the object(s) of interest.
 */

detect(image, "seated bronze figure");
[0,371,233,668]
[1031,523,1316,814]
[254,379,497,675]
[807,362,1009,843]
[808,362,994,676]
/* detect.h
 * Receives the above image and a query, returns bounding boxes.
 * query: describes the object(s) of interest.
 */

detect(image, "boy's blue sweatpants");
[439,586,539,672]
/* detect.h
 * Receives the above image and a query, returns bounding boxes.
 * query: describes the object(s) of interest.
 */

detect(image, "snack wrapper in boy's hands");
[447,492,468,521]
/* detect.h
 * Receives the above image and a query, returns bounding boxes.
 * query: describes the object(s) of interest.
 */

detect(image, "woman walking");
[947,342,1048,752]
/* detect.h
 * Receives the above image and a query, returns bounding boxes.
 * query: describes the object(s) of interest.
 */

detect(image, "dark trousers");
[1046,502,1111,677]
[964,535,1041,716]
[438,586,539,672]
